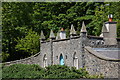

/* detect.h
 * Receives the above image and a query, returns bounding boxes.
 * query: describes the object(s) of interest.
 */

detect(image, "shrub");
[2,64,104,79]
[2,64,45,79]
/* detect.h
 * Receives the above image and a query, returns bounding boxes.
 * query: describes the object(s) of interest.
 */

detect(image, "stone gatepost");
[49,29,55,65]
[80,21,87,68]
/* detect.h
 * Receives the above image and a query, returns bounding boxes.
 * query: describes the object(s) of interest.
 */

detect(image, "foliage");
[88,2,120,36]
[87,74,104,79]
[2,2,34,61]
[2,64,104,79]
[2,2,120,61]
[15,29,40,56]
[2,64,45,78]
[1,52,10,62]
[44,65,74,79]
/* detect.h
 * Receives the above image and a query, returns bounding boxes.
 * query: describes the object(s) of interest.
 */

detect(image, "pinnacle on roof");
[81,21,87,32]
[49,29,55,39]
[102,23,108,32]
[56,31,60,40]
[40,30,45,40]
[70,24,76,35]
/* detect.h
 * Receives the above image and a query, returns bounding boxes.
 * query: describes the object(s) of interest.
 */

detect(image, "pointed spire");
[40,30,45,40]
[70,24,76,35]
[56,31,60,40]
[102,23,108,32]
[81,21,87,32]
[102,24,104,32]
[49,29,55,39]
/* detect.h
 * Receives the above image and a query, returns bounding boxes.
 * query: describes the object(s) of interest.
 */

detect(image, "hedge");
[2,64,104,79]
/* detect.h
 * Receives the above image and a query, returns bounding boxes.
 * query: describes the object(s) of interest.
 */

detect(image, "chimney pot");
[108,14,113,22]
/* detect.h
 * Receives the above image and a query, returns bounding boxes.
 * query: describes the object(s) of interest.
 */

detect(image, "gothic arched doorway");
[60,54,64,65]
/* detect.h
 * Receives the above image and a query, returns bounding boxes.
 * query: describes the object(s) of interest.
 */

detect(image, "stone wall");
[84,47,119,78]
[39,41,52,67]
[52,37,83,68]
[87,36,104,47]
[3,52,41,66]
[87,36,120,48]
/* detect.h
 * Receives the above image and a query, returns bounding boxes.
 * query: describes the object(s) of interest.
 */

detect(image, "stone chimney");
[40,30,45,42]
[59,28,66,39]
[70,24,77,38]
[102,15,117,45]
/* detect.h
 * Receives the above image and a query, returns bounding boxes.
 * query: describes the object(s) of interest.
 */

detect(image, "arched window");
[43,54,47,67]
[60,54,64,65]
[73,52,78,69]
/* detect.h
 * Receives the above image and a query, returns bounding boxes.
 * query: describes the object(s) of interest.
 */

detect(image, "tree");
[2,2,120,62]
[109,2,120,37]
[87,2,120,36]
[2,2,34,61]
[15,29,40,57]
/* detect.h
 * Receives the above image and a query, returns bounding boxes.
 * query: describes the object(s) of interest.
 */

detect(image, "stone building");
[4,19,120,78]
[38,20,120,78]
[40,20,118,67]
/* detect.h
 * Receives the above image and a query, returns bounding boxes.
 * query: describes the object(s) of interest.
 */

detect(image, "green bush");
[2,64,104,79]
[2,64,45,79]
[1,52,10,62]
[44,65,72,79]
